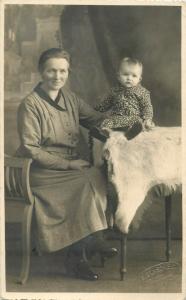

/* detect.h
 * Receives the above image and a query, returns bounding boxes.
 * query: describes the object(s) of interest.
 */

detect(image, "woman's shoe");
[99,247,118,268]
[65,248,98,281]
[65,259,98,281]
[75,260,98,281]
[99,247,118,258]
[86,237,118,260]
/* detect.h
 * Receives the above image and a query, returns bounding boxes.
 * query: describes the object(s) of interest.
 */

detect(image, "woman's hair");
[119,57,143,73]
[38,48,70,72]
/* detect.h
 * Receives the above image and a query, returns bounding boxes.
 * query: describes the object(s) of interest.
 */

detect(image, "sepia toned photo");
[0,1,185,299]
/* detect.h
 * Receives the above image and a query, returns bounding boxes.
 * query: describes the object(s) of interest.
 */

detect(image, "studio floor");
[5,239,182,293]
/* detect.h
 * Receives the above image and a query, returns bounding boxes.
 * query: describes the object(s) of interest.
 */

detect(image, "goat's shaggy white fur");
[93,127,181,233]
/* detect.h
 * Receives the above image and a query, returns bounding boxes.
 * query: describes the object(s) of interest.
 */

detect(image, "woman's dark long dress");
[16,84,108,252]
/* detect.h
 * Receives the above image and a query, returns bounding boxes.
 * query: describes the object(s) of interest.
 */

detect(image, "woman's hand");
[69,159,90,170]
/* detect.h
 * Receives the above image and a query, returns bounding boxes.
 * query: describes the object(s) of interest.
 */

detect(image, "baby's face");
[118,63,142,88]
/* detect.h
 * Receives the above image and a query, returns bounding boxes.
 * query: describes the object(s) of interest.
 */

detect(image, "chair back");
[4,155,34,205]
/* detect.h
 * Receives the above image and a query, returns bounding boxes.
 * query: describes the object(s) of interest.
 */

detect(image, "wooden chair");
[4,155,34,284]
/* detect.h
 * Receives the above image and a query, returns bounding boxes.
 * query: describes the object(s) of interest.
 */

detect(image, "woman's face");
[41,57,69,91]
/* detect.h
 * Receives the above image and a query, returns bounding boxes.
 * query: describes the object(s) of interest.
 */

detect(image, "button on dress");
[16,84,108,252]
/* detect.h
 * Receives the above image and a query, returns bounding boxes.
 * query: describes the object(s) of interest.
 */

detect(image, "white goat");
[93,127,181,233]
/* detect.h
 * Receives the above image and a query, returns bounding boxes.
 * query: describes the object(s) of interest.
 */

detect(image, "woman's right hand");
[69,159,90,170]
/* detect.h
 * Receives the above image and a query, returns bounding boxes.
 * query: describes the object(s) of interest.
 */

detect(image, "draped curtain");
[61,5,181,126]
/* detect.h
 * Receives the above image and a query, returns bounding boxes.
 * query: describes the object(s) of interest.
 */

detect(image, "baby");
[95,57,154,140]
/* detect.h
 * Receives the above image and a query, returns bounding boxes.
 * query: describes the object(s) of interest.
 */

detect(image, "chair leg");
[120,233,127,281]
[17,205,33,284]
[165,195,172,262]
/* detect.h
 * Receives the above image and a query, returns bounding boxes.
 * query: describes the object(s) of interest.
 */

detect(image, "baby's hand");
[143,119,155,131]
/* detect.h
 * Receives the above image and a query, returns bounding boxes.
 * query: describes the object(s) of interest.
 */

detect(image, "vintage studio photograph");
[3,3,182,295]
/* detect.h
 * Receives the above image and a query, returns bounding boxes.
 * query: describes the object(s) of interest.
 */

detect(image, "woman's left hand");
[69,159,90,170]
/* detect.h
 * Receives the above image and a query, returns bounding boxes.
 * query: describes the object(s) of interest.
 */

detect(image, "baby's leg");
[100,117,125,131]
[100,115,140,129]
[101,115,143,139]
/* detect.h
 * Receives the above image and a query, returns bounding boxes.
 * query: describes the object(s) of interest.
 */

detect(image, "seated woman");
[16,48,117,281]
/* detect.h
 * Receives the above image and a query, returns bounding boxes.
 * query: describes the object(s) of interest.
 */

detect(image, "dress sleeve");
[17,100,70,170]
[77,96,105,129]
[94,89,114,112]
[139,90,153,121]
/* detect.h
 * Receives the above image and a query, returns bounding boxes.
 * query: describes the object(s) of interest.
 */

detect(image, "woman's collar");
[34,82,67,111]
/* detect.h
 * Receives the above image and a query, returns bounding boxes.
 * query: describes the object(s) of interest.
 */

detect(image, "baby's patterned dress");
[95,83,153,129]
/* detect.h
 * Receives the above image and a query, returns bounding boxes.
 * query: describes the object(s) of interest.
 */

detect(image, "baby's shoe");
[125,121,143,140]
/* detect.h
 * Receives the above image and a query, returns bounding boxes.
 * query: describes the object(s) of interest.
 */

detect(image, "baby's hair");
[119,57,143,73]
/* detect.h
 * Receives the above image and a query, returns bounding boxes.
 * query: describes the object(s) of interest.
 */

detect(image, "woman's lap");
[30,166,108,252]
